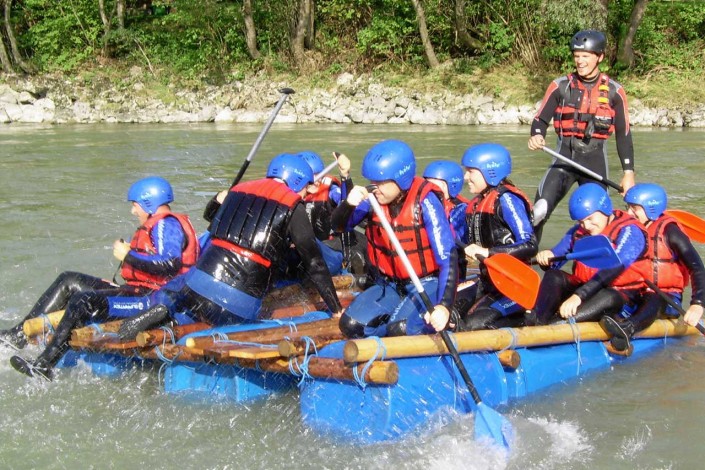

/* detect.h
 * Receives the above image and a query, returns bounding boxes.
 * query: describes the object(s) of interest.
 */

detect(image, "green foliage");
[3,0,705,95]
[19,0,102,71]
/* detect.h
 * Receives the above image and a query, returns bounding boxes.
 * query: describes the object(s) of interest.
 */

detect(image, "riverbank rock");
[0,73,702,127]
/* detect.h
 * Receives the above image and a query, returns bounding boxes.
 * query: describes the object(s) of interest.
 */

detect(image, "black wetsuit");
[531,73,634,239]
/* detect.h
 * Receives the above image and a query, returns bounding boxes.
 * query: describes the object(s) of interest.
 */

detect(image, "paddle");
[231,87,295,188]
[530,235,621,270]
[664,209,705,243]
[479,253,540,310]
[314,159,339,183]
[366,190,513,450]
[644,279,705,335]
[542,146,623,192]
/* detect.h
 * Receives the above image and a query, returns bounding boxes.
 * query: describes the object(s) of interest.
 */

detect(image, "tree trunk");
[243,0,260,59]
[411,0,439,68]
[304,0,314,50]
[3,0,29,72]
[97,0,111,57]
[291,0,310,67]
[453,0,483,52]
[117,0,125,30]
[617,0,649,69]
[0,29,13,73]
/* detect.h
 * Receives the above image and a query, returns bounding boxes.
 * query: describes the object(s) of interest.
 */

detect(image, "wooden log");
[233,357,398,385]
[23,310,65,338]
[70,320,124,342]
[151,344,397,385]
[277,333,346,358]
[135,322,211,347]
[343,319,698,363]
[497,350,521,369]
[264,291,356,319]
[184,317,340,351]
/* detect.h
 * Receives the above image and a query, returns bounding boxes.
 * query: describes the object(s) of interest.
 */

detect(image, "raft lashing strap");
[568,317,583,374]
[288,335,317,386]
[352,336,387,390]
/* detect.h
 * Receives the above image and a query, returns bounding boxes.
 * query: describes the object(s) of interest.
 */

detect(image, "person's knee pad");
[386,319,407,337]
[338,313,366,338]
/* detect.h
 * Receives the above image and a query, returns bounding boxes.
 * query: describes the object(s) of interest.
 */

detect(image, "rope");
[498,327,519,352]
[352,336,386,390]
[155,345,181,385]
[291,336,317,386]
[159,325,176,346]
[39,313,57,346]
[568,317,582,375]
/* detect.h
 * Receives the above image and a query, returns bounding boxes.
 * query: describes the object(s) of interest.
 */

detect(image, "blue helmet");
[266,153,314,193]
[127,176,174,214]
[423,160,465,198]
[569,182,613,221]
[461,143,511,186]
[296,151,325,175]
[361,139,416,190]
[624,183,667,221]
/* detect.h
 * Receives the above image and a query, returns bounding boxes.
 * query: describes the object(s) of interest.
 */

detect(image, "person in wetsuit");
[528,183,647,326]
[332,139,458,338]
[9,177,198,380]
[296,150,367,276]
[117,153,343,339]
[601,183,705,352]
[528,30,635,241]
[455,143,538,331]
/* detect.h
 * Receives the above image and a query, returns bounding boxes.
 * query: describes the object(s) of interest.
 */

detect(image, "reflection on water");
[0,123,704,468]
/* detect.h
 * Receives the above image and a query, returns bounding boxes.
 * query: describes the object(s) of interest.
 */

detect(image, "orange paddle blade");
[484,253,540,309]
[665,209,705,243]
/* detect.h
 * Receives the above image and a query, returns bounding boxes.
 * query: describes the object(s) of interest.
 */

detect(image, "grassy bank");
[20,59,705,112]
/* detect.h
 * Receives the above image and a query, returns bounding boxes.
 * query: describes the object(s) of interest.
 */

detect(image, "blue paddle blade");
[567,235,621,269]
[474,402,513,450]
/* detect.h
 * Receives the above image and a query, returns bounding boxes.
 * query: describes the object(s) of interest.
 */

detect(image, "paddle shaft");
[366,193,484,405]
[314,159,339,182]
[645,279,705,335]
[542,146,623,192]
[231,87,295,188]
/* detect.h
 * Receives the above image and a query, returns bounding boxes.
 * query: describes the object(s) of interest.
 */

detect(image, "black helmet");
[570,30,606,54]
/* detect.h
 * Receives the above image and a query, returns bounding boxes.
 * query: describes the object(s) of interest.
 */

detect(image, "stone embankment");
[1,71,704,127]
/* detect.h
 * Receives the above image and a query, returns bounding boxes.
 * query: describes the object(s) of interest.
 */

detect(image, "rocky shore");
[2,71,704,127]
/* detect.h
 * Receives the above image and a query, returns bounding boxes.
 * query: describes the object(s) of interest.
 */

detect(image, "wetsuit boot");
[0,325,27,350]
[600,316,635,353]
[117,304,170,340]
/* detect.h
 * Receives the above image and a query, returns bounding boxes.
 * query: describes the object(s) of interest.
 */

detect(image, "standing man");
[528,30,635,240]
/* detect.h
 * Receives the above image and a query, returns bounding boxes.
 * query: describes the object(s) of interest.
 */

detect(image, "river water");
[0,123,704,469]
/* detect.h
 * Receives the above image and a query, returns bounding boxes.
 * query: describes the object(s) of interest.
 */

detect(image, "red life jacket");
[121,211,199,289]
[467,183,533,249]
[572,210,648,290]
[366,177,441,281]
[553,73,615,140]
[643,214,690,293]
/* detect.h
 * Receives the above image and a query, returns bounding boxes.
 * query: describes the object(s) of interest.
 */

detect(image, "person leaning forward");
[116,153,344,340]
[528,30,635,241]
